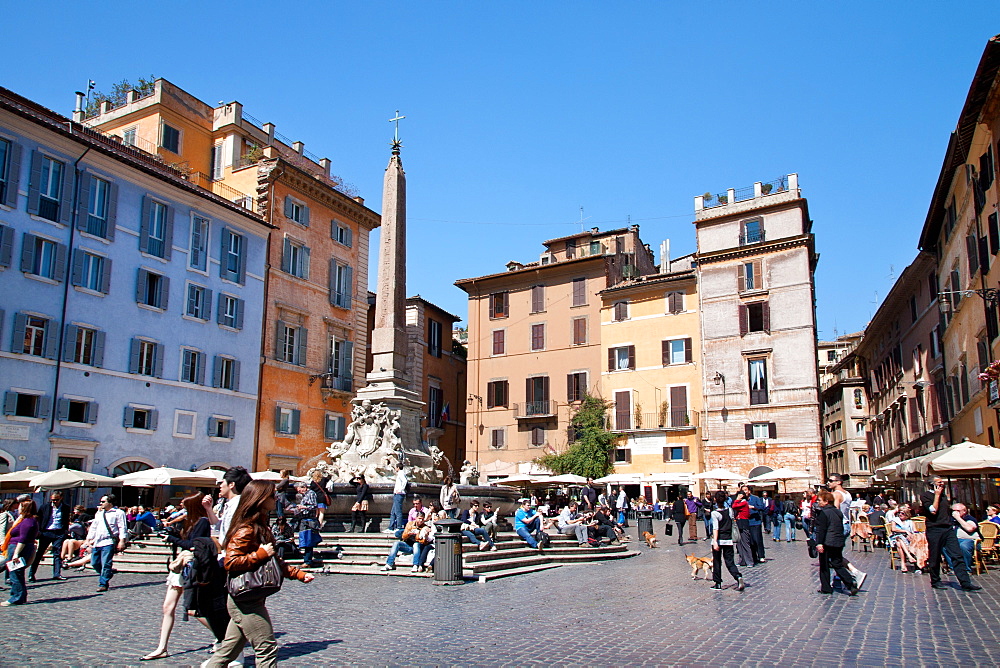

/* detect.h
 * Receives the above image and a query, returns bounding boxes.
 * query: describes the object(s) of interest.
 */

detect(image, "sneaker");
[854,570,867,590]
[479,542,488,551]
[736,577,745,592]
[411,566,420,573]
[380,564,395,571]
[710,583,723,590]
[96,585,108,592]
[382,529,396,534]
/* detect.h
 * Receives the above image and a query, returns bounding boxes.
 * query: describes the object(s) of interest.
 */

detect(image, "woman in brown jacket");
[205,480,314,668]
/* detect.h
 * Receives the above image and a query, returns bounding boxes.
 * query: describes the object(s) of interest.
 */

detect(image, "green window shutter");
[283,196,293,219]
[36,396,51,419]
[148,410,158,431]
[43,320,60,360]
[123,406,135,428]
[2,392,16,415]
[212,356,223,387]
[62,325,78,362]
[0,225,13,267]
[158,275,170,310]
[274,405,283,432]
[139,196,151,254]
[56,398,70,421]
[235,298,244,329]
[153,343,164,378]
[208,417,219,436]
[12,313,27,352]
[100,257,112,294]
[58,165,73,225]
[93,330,106,368]
[75,172,92,230]
[2,142,21,209]
[196,352,206,385]
[128,338,141,373]
[301,205,310,226]
[135,269,148,304]
[281,238,291,273]
[20,233,36,272]
[52,242,67,283]
[275,321,287,359]
[86,402,99,425]
[341,341,354,378]
[203,289,213,321]
[231,360,241,392]
[343,266,353,309]
[296,327,308,366]
[105,181,118,241]
[26,150,42,215]
[71,249,85,287]
[162,205,174,261]
[290,409,300,435]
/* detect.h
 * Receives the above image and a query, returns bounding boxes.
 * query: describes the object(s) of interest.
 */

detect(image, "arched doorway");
[748,465,773,480]
[111,460,154,507]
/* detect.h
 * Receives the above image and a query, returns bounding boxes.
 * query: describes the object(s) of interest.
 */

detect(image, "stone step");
[468,562,563,582]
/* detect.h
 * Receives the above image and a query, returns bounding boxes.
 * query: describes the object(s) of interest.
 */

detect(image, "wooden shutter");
[745,424,754,439]
[540,375,550,402]
[231,360,241,391]
[26,150,42,215]
[566,374,574,402]
[343,266,353,309]
[990,213,1000,255]
[58,166,73,225]
[92,331,105,368]
[196,352,207,385]
[276,321,287,360]
[123,406,135,428]
[62,325,78,362]
[105,181,118,241]
[573,317,586,345]
[209,417,220,437]
[487,382,497,409]
[274,405,284,432]
[608,347,616,372]
[139,196,151,254]
[761,301,770,332]
[235,298,244,329]
[328,258,337,305]
[296,326,308,366]
[43,320,59,360]
[71,250,85,287]
[202,288,212,320]
[128,338,141,373]
[52,243,67,283]
[340,341,354,379]
[212,356,223,388]
[290,409,300,434]
[627,345,636,369]
[301,205,310,227]
[684,338,692,363]
[153,343,164,378]
[681,446,690,461]
[148,409,158,431]
[737,264,745,292]
[670,386,687,427]
[281,238,291,273]
[20,233,35,273]
[75,172,92,230]
[615,391,630,430]
[0,225,12,268]
[2,392,16,415]
[909,396,920,434]
[284,196,294,219]
[100,257,112,294]
[158,275,169,310]
[739,304,748,336]
[768,422,777,439]
[968,234,980,276]
[662,340,670,366]
[2,142,21,209]
[980,236,990,275]
[11,313,27,353]
[525,377,534,404]
[86,402,99,425]
[752,260,763,290]
[500,380,508,407]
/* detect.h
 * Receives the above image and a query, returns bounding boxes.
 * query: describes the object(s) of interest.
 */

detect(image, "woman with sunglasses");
[205,480,314,668]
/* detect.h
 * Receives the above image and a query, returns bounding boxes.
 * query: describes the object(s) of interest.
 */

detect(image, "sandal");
[140,651,169,661]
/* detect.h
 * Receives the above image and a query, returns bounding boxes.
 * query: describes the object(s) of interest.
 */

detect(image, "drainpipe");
[251,174,274,473]
[50,129,91,433]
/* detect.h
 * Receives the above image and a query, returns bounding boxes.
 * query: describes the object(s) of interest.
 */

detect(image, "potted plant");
[717,195,728,205]
[703,192,713,202]
[761,183,773,195]
[658,401,668,428]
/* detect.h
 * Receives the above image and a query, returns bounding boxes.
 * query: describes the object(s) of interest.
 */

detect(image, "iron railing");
[514,400,557,418]
[611,410,697,431]
[740,229,766,245]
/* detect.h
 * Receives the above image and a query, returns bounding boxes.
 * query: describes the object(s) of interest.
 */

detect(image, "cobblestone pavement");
[0,531,997,667]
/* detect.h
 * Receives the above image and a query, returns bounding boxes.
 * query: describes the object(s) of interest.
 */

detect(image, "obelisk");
[354,120,428,462]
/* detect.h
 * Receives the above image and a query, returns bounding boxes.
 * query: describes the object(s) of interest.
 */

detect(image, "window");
[490,428,506,449]
[531,285,545,313]
[161,123,180,153]
[173,410,195,437]
[0,137,21,208]
[662,338,692,366]
[124,406,158,430]
[210,144,224,180]
[130,339,162,377]
[217,294,244,329]
[71,250,110,294]
[749,359,768,405]
[180,349,205,384]
[608,345,635,371]
[220,229,246,284]
[428,319,443,357]
[121,127,137,147]
[738,261,762,292]
[739,301,769,335]
[275,406,300,435]
[565,239,576,258]
[827,350,838,362]
[858,454,869,471]
[530,426,546,447]
[83,176,114,239]
[572,278,587,306]
[614,448,632,464]
[208,416,235,439]
[0,224,12,268]
[212,356,240,391]
[189,216,209,271]
[740,218,763,245]
[530,323,545,351]
[57,398,97,424]
[663,446,689,462]
[611,301,628,322]
[185,284,210,320]
[2,391,49,419]
[967,233,980,277]
[428,386,444,428]
[525,376,550,415]
[324,413,346,440]
[489,292,509,318]
[332,221,353,247]
[567,372,587,403]
[64,325,105,367]
[487,380,509,408]
[282,238,310,279]
[572,317,587,345]
[747,422,775,440]
[136,269,169,309]
[21,234,66,281]
[590,240,602,255]
[666,291,684,314]
[35,154,64,222]
[330,261,353,308]
[669,386,688,427]
[492,330,505,355]
[329,338,354,392]
[283,196,310,226]
[276,321,307,366]
[14,314,55,358]
[140,197,173,259]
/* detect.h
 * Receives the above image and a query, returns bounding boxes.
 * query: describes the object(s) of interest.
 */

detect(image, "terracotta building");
[85,79,380,473]
[818,333,871,490]
[918,36,1000,448]
[456,226,657,480]
[694,174,823,484]
[599,253,704,499]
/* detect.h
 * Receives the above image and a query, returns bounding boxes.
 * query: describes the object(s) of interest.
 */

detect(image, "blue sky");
[4,3,997,338]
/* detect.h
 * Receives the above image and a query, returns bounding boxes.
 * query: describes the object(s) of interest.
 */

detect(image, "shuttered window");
[21,233,67,282]
[572,317,587,345]
[572,278,587,306]
[0,138,22,209]
[489,292,509,318]
[566,372,587,403]
[531,285,545,313]
[662,338,692,365]
[666,291,684,313]
[487,380,508,408]
[613,301,628,321]
[330,261,353,308]
[608,345,635,371]
[220,228,246,284]
[530,323,545,351]
[669,386,689,427]
[492,330,505,355]
[139,197,173,260]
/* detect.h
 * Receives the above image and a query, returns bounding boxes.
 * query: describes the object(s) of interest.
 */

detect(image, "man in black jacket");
[671,497,688,545]
[920,476,981,591]
[29,491,71,582]
[814,490,858,596]
[580,479,598,512]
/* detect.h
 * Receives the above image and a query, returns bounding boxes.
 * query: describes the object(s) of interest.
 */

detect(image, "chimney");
[73,91,85,122]
[292,141,304,154]
[319,158,331,178]
[660,239,670,274]
[263,123,275,146]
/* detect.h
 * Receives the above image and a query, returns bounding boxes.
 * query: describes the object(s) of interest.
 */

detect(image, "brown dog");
[642,531,658,548]
[686,553,712,580]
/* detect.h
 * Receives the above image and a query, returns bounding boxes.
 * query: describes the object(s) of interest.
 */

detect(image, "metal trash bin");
[432,518,465,585]
[636,509,653,539]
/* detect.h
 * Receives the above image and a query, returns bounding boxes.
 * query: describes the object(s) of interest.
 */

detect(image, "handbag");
[226,555,284,602]
[807,538,818,559]
[795,518,803,530]
[664,521,674,536]
[298,528,321,549]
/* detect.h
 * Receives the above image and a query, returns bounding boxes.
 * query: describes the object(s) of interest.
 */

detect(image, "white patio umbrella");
[250,471,309,482]
[873,464,898,482]
[0,469,47,490]
[117,467,219,487]
[593,473,643,484]
[545,474,588,485]
[748,467,813,492]
[919,441,1000,475]
[692,468,743,481]
[31,467,122,491]
[491,474,540,487]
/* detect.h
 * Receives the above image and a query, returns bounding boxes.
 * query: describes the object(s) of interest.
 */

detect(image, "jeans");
[91,544,116,587]
[389,493,405,531]
[6,544,34,604]
[673,517,687,544]
[783,513,796,541]
[30,530,64,579]
[703,517,713,538]
[516,525,539,548]
[713,544,741,584]
[945,537,976,572]
[736,519,754,567]
[446,508,459,519]
[559,524,588,544]
[386,540,425,567]
[462,527,493,547]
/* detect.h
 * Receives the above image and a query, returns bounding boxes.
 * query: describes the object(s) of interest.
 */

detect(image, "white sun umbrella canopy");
[747,467,812,483]
[250,471,309,482]
[593,473,643,484]
[919,441,1000,475]
[0,469,48,490]
[117,467,219,487]
[492,474,539,486]
[32,467,122,490]
[692,468,743,481]
[545,474,588,485]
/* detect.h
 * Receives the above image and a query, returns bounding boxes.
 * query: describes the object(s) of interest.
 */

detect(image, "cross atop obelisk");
[389,110,405,146]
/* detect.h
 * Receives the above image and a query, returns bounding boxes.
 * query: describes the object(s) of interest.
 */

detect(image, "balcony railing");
[514,400,557,418]
[321,375,352,393]
[740,229,765,245]
[611,410,698,431]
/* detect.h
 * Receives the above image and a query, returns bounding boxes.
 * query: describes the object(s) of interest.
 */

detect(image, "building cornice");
[695,234,813,265]
[273,159,381,230]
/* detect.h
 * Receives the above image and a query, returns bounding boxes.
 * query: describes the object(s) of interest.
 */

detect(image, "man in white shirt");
[386,463,408,534]
[557,502,591,546]
[215,466,252,546]
[83,493,127,592]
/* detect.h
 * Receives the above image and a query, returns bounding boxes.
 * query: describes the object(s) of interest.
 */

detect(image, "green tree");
[536,394,619,478]
[85,75,156,117]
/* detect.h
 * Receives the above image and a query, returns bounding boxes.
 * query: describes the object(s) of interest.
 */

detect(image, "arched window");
[854,389,863,409]
[112,460,152,476]
[858,454,869,471]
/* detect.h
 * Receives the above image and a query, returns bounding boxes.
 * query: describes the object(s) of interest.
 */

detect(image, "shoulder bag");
[226,555,284,602]
[103,511,128,552]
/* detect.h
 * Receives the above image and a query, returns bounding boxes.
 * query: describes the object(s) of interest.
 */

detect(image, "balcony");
[694,174,799,221]
[319,374,352,400]
[610,409,698,432]
[739,229,766,245]
[514,400,557,419]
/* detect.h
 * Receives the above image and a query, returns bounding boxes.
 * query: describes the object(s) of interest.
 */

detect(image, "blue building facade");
[0,87,270,480]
